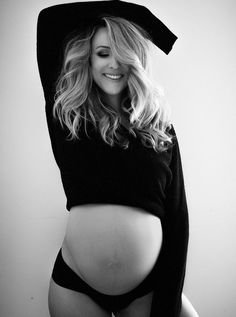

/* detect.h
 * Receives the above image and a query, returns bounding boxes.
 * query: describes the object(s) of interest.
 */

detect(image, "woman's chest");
[62,134,172,192]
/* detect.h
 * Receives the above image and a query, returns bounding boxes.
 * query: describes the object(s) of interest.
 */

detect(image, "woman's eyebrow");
[96,45,110,49]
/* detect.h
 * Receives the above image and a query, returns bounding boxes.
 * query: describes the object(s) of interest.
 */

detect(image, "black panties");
[52,248,156,312]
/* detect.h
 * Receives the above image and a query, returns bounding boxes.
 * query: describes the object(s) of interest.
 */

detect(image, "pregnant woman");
[37,1,199,316]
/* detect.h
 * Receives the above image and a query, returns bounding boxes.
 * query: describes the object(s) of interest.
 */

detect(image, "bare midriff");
[61,204,163,295]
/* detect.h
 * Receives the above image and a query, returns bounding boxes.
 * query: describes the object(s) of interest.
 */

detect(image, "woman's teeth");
[104,74,123,80]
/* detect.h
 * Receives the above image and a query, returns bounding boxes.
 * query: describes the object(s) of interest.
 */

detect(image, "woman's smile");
[103,73,124,80]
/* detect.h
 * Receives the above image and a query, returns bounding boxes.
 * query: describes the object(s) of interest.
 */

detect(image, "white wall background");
[0,0,235,316]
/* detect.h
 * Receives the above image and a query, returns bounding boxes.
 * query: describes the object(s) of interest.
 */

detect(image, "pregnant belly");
[62,204,163,295]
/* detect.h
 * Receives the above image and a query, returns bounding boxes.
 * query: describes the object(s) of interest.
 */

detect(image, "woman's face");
[91,27,129,104]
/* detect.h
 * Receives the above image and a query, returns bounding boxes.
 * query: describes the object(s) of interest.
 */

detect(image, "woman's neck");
[104,94,122,112]
[94,84,130,119]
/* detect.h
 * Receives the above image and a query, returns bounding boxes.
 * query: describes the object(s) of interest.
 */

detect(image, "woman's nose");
[109,56,119,69]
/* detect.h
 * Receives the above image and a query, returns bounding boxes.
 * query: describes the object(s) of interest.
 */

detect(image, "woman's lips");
[103,73,123,80]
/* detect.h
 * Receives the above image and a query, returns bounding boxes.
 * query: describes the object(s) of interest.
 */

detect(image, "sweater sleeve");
[151,125,189,316]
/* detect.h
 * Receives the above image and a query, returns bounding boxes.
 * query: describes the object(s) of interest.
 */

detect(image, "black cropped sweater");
[42,94,189,316]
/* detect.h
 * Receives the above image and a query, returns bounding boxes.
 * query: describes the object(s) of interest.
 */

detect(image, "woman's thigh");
[114,292,199,317]
[114,291,154,317]
[48,278,112,317]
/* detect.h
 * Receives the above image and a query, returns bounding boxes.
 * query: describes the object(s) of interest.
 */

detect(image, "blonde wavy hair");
[53,16,174,152]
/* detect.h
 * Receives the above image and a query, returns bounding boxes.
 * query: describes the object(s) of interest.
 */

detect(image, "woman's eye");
[97,52,109,58]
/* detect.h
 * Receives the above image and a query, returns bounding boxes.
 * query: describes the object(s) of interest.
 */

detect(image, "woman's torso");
[61,204,163,295]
